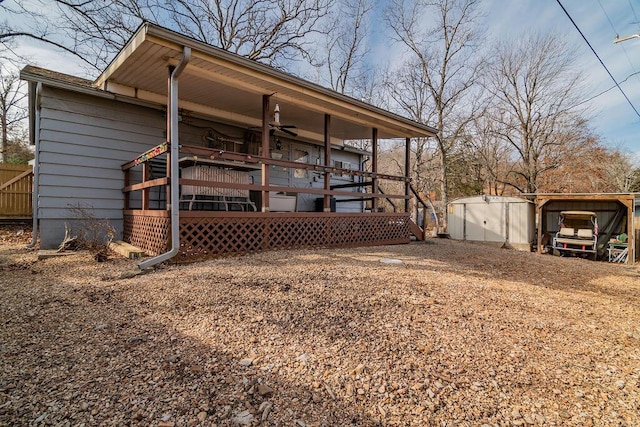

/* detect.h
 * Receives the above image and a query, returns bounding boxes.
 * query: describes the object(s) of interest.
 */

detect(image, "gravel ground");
[1,225,639,426]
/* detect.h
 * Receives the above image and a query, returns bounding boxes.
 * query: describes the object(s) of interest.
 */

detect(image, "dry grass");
[1,225,639,426]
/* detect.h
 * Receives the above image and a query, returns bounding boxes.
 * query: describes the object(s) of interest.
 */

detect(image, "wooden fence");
[0,164,33,218]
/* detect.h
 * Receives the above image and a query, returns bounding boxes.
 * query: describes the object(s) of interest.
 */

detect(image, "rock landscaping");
[1,226,639,426]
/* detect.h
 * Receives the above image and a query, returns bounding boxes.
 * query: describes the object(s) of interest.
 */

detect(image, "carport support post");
[536,200,546,254]
[632,201,636,264]
[372,128,378,212]
[261,94,270,212]
[323,114,331,212]
[623,197,634,264]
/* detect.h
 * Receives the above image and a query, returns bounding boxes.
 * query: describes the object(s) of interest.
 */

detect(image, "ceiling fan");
[270,104,298,136]
[251,103,298,137]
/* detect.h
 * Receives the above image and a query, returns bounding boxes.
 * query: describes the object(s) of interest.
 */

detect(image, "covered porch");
[122,143,418,260]
[103,24,436,263]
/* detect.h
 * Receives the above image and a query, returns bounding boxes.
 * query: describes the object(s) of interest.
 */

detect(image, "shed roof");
[449,195,532,205]
[87,23,436,144]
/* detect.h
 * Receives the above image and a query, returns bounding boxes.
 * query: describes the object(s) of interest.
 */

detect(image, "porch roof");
[93,23,437,144]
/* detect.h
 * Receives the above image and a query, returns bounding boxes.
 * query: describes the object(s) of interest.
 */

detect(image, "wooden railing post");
[405,137,411,213]
[142,162,150,210]
[372,128,378,212]
[261,94,270,213]
[124,168,130,210]
[324,114,331,212]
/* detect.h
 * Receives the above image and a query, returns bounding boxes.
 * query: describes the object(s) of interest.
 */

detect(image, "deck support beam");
[261,94,270,212]
[405,137,410,213]
[323,114,331,212]
[372,128,378,212]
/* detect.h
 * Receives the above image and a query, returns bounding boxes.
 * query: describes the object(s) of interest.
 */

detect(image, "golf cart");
[551,211,598,260]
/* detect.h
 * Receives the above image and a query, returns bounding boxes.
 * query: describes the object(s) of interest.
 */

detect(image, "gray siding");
[37,86,165,248]
[249,144,364,212]
[329,150,363,213]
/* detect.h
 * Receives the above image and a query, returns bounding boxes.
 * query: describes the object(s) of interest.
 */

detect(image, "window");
[293,149,309,179]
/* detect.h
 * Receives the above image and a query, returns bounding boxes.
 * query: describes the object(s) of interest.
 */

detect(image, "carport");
[534,193,636,263]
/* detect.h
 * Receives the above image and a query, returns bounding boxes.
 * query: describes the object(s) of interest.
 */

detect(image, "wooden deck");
[124,210,411,260]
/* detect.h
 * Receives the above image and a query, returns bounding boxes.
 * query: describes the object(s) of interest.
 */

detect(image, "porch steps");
[110,240,146,259]
[408,220,425,241]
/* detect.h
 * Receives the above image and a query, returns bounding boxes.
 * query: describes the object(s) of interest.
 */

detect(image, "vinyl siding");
[37,86,165,248]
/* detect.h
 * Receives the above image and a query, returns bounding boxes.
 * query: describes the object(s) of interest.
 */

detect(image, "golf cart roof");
[560,211,597,219]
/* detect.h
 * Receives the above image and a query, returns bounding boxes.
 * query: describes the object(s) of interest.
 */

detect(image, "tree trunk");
[1,99,7,163]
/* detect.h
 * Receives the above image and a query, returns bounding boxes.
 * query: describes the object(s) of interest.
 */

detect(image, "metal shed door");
[464,202,505,243]
[466,204,485,241]
[484,202,505,243]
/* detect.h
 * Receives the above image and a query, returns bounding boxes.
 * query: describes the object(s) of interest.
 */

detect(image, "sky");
[7,0,640,157]
[478,0,640,158]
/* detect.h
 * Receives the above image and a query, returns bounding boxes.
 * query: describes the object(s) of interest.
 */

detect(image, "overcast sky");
[9,0,640,156]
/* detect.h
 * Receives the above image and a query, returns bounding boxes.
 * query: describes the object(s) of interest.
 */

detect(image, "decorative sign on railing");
[134,142,168,166]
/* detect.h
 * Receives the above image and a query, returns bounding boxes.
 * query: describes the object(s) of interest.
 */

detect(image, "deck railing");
[121,143,411,213]
[121,143,425,259]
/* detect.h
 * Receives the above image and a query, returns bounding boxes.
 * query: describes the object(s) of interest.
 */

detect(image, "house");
[21,23,436,267]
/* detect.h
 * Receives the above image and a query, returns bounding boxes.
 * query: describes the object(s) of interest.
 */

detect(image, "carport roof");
[92,23,437,143]
[530,193,637,209]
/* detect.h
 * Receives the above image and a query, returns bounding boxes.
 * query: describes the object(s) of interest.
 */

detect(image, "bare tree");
[628,167,640,193]
[602,150,638,192]
[384,0,483,232]
[320,0,374,95]
[0,0,332,72]
[0,65,27,163]
[0,0,141,72]
[467,113,518,195]
[483,32,590,194]
[314,0,380,152]
[536,138,638,193]
[161,0,332,66]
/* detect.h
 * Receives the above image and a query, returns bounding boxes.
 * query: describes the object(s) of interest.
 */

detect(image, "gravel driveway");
[1,227,639,426]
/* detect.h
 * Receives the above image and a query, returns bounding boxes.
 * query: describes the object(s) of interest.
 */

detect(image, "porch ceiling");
[94,23,437,143]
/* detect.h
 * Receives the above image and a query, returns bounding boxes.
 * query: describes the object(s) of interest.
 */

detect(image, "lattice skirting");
[124,212,410,261]
[178,214,410,260]
[123,212,170,257]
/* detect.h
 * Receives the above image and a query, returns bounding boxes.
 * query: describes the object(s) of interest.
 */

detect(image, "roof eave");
[95,23,437,139]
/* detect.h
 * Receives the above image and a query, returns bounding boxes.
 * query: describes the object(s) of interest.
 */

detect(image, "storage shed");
[448,196,535,251]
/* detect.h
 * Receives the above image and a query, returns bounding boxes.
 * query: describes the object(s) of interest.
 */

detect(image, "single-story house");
[21,23,437,267]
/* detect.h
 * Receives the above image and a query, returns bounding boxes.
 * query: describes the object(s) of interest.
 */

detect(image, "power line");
[597,0,640,85]
[555,0,640,120]
[628,0,640,30]
[597,0,616,34]
[575,70,640,108]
